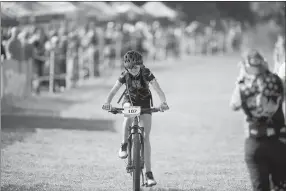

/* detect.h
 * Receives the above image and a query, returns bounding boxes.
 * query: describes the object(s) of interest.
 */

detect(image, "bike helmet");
[123,50,143,69]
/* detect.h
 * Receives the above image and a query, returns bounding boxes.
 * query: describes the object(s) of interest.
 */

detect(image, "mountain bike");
[108,106,161,191]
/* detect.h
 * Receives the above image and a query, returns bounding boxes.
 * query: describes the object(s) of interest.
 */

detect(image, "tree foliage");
[250,2,285,28]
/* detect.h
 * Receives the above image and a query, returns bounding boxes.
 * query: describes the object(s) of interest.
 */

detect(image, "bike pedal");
[126,165,133,173]
[126,168,132,173]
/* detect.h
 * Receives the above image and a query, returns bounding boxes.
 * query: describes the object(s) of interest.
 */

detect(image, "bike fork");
[140,128,145,186]
[141,170,145,186]
[127,126,133,174]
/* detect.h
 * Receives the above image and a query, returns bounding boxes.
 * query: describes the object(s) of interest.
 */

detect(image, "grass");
[1,54,262,191]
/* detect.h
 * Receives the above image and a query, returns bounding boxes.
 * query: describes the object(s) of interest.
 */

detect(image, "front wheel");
[132,133,141,191]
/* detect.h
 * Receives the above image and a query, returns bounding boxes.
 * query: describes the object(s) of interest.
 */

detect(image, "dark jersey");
[118,67,155,102]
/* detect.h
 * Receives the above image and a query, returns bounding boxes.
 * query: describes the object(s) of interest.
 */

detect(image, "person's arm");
[104,80,123,104]
[273,43,279,65]
[150,78,167,103]
[230,83,242,111]
[277,62,286,84]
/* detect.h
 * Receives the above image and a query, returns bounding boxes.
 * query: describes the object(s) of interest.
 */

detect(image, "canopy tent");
[142,2,177,19]
[83,2,116,17]
[0,2,71,24]
[112,2,144,15]
[37,2,77,15]
[36,2,78,21]
[77,2,117,21]
[1,2,33,18]
[1,11,19,27]
[111,2,146,21]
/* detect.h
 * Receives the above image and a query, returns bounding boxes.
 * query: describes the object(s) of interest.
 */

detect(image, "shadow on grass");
[140,187,208,191]
[1,184,208,191]
[1,183,72,191]
[1,114,116,148]
[1,97,85,117]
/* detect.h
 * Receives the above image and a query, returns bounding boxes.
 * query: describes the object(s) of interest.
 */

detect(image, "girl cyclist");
[102,50,169,186]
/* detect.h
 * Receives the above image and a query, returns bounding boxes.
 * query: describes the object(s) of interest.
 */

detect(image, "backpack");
[117,66,153,106]
[239,71,283,121]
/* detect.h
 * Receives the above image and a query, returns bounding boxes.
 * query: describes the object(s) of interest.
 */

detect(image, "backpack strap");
[117,69,134,105]
[141,66,154,107]
[125,73,134,106]
[117,70,129,104]
[117,89,126,104]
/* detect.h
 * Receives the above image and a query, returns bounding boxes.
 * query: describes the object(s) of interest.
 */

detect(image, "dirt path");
[1,55,252,191]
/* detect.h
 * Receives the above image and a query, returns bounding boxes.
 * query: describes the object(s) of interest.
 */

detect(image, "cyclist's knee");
[141,114,152,126]
[123,117,132,125]
[124,117,132,124]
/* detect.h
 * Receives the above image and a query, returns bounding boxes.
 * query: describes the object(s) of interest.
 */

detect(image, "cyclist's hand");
[102,103,112,111]
[160,102,169,112]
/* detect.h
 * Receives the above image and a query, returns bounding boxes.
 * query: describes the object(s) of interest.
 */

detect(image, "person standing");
[230,49,286,191]
[6,27,22,62]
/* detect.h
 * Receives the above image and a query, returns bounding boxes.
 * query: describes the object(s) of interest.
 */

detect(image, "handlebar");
[108,107,161,115]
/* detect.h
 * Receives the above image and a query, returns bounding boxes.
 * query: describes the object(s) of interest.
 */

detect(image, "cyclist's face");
[127,65,140,76]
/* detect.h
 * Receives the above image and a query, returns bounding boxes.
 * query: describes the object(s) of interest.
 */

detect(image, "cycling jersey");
[118,67,155,107]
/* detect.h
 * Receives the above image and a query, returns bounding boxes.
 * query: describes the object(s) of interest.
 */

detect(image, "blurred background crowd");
[1,1,285,95]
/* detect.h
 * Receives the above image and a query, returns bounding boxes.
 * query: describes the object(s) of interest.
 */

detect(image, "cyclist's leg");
[122,102,133,143]
[140,114,152,172]
[118,102,133,159]
[140,113,157,186]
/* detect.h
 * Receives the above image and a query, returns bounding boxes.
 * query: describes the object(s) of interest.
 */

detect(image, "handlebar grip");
[141,107,161,113]
[108,107,124,114]
[151,108,161,112]
[111,107,124,111]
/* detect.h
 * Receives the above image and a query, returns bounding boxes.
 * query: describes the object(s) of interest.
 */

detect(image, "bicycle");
[108,106,161,191]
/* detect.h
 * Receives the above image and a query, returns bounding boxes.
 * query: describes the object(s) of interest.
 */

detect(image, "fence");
[1,27,239,102]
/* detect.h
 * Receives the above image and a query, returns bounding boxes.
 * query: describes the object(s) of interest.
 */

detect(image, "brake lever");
[108,110,118,114]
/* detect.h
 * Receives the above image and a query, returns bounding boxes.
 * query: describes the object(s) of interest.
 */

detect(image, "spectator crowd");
[1,19,244,95]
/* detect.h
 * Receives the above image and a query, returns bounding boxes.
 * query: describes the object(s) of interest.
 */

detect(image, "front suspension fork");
[126,126,133,173]
[126,126,145,174]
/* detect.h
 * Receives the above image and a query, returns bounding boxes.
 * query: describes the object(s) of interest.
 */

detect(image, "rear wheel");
[132,133,141,191]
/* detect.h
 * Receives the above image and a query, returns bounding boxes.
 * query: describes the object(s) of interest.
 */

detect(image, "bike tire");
[132,133,141,191]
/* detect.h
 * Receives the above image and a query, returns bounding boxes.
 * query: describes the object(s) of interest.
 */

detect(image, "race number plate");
[123,106,141,117]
